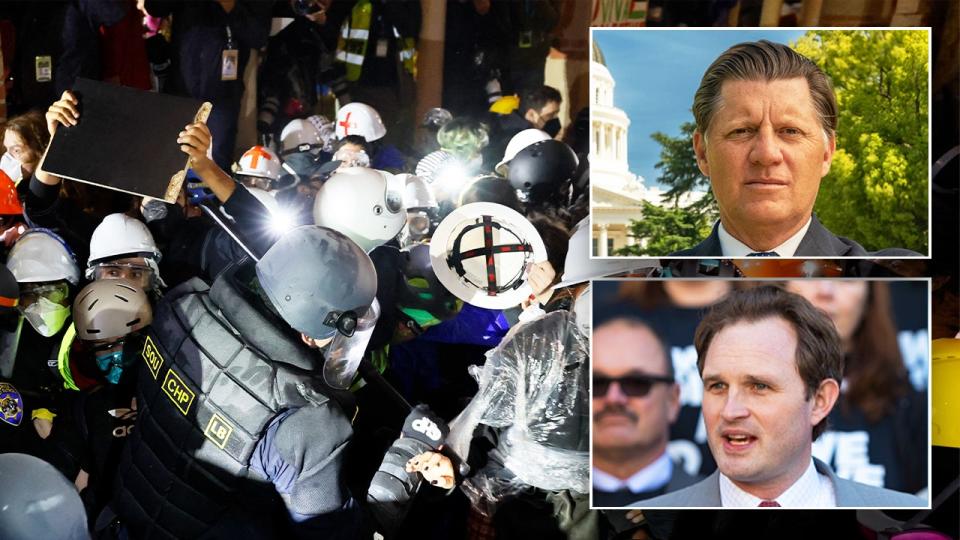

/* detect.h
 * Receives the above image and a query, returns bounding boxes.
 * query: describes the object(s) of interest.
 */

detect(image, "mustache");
[593,405,639,423]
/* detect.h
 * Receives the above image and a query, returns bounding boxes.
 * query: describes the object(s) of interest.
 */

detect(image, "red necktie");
[758,500,781,507]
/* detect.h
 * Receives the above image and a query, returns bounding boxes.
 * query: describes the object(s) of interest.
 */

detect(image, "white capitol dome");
[589,42,704,256]
[590,41,652,256]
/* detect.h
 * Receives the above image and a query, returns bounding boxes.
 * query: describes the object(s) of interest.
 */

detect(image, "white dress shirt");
[719,458,837,508]
[717,217,812,257]
[593,452,673,493]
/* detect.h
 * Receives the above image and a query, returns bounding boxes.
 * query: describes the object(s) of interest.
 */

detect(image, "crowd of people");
[0,1,607,539]
[0,2,955,540]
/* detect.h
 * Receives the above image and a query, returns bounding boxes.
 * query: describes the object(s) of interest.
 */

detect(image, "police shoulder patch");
[204,413,234,449]
[0,382,24,426]
[141,335,164,380]
[162,369,196,415]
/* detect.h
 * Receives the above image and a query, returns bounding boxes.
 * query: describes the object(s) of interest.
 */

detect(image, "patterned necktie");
[758,500,781,507]
[747,251,780,257]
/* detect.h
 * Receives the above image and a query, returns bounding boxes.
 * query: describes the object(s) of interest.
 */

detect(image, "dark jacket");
[633,457,925,507]
[257,16,347,136]
[4,0,127,113]
[593,461,701,508]
[670,215,922,257]
[485,111,533,171]
[356,0,421,87]
[144,0,271,101]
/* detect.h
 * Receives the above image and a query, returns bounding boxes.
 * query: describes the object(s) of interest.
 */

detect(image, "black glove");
[400,404,448,450]
[366,404,449,538]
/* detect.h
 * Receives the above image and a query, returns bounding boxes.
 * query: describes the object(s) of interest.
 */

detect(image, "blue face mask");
[95,350,126,385]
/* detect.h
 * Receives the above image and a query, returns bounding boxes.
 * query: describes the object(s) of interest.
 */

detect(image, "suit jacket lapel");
[794,216,851,257]
[703,469,723,506]
[666,464,700,492]
[689,222,723,256]
[814,457,863,507]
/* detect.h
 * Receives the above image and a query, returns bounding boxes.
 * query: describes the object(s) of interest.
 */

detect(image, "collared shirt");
[592,452,673,493]
[719,458,837,508]
[717,217,812,257]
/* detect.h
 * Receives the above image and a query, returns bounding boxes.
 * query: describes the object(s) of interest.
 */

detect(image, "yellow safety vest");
[57,323,80,391]
[336,0,417,82]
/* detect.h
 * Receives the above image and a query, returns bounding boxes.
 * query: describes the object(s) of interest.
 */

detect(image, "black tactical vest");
[113,272,338,539]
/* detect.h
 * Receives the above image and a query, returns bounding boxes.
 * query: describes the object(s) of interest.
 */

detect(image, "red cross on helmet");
[335,102,386,142]
[429,202,546,310]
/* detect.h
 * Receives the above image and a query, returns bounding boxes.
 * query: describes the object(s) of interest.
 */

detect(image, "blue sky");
[593,29,806,190]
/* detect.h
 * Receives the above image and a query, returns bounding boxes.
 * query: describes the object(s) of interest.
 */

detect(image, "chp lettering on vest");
[162,368,196,415]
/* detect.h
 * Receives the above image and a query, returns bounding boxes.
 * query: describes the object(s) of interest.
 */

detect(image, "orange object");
[0,170,22,216]
[733,258,844,278]
[241,146,273,169]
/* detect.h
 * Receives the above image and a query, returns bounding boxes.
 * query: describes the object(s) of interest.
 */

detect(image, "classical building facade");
[589,41,704,256]
[590,41,652,256]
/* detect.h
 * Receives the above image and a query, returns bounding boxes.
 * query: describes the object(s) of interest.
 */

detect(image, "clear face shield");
[92,262,155,290]
[397,209,434,248]
[322,298,380,390]
[18,282,70,337]
[407,211,432,238]
[237,174,275,192]
[237,173,299,193]
[332,147,371,169]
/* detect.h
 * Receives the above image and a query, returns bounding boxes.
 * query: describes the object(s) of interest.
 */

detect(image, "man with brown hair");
[670,40,918,257]
[633,286,924,507]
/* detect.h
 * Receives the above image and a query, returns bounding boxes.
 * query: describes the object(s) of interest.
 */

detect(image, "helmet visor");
[19,282,69,310]
[237,175,275,191]
[93,263,154,290]
[407,212,431,238]
[331,148,370,169]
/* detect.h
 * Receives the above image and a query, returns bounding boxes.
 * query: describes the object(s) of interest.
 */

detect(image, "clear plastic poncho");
[446,309,589,512]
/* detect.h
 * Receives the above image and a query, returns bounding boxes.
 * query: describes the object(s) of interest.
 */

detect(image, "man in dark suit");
[592,318,700,507]
[670,40,919,257]
[674,215,920,257]
[634,287,925,508]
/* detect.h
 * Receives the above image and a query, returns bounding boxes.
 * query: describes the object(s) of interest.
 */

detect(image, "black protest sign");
[39,78,212,203]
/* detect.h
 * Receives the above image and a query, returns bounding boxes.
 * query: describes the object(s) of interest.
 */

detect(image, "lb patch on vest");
[0,382,24,426]
[162,369,196,415]
[142,335,164,380]
[204,413,234,449]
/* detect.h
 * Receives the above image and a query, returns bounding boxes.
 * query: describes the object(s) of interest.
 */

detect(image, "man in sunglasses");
[592,318,700,507]
[634,287,925,508]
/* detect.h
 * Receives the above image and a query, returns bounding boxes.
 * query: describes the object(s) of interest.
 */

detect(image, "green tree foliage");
[653,121,716,215]
[620,123,716,253]
[616,200,713,256]
[795,30,928,253]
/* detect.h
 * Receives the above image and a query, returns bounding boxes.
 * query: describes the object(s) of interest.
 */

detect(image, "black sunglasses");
[593,374,674,398]
[324,310,358,338]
